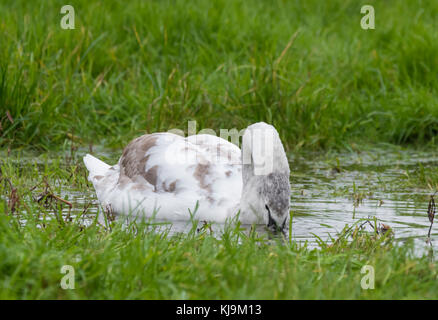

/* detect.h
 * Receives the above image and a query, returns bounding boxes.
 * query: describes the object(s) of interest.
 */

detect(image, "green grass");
[1,152,437,299]
[1,0,438,151]
[3,211,435,299]
[0,184,436,299]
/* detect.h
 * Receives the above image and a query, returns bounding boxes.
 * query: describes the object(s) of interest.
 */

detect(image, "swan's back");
[85,132,243,222]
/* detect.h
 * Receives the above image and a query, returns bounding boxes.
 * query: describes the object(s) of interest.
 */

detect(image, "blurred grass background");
[1,0,437,151]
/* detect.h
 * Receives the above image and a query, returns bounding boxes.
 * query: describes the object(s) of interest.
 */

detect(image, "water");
[289,147,438,251]
[5,146,438,253]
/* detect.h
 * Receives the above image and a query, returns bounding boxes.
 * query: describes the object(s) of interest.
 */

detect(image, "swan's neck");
[238,123,289,221]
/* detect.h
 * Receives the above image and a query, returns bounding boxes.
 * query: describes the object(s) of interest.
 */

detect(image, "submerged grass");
[402,163,438,191]
[1,0,438,151]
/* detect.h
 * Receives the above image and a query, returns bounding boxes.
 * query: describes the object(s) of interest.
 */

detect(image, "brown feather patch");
[119,134,159,187]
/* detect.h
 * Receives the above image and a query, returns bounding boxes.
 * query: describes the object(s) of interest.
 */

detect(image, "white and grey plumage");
[84,122,291,231]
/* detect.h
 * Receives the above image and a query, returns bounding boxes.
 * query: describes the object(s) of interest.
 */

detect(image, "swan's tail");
[83,154,118,225]
[83,154,111,179]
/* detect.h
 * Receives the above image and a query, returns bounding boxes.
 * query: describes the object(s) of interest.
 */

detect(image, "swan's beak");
[267,211,286,234]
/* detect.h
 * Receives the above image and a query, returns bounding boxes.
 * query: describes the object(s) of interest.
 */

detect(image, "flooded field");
[290,147,438,252]
[3,145,438,299]
[2,146,438,252]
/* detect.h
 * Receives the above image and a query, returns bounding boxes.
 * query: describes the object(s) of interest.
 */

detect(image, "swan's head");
[261,172,291,233]
[241,121,291,232]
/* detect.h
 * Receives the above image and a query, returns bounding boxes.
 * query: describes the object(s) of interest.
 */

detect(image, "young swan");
[84,122,291,232]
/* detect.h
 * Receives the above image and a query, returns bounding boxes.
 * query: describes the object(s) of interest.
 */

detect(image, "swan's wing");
[117,132,242,206]
[185,134,243,205]
[186,134,241,165]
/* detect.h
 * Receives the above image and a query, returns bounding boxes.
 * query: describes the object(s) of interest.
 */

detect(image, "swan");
[83,122,291,231]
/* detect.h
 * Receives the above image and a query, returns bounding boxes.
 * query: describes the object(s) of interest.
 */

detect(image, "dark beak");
[267,211,285,233]
[267,212,276,228]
